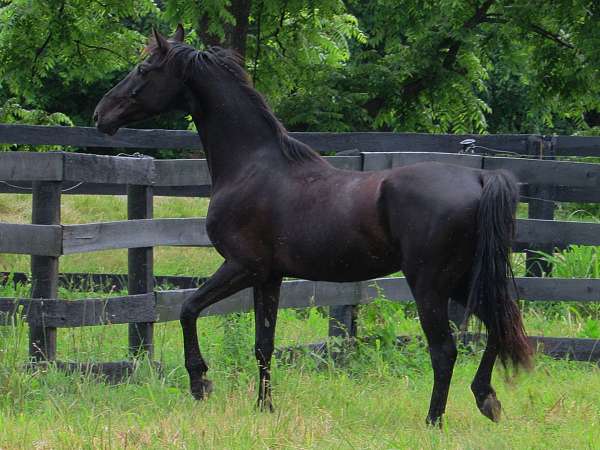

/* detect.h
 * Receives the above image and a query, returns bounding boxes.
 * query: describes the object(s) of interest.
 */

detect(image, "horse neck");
[186,75,287,187]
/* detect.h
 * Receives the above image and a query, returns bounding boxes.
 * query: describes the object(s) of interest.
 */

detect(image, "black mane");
[162,43,322,163]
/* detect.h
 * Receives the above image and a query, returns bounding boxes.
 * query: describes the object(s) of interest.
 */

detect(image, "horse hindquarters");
[380,166,483,425]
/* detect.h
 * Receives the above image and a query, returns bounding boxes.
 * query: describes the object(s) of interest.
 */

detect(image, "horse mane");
[148,41,321,163]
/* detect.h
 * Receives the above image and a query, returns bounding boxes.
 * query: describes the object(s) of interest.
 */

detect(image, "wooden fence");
[1,124,600,374]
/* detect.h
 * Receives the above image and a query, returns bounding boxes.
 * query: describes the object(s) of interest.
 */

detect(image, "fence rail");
[3,218,600,257]
[2,124,600,156]
[3,277,600,327]
[1,124,600,371]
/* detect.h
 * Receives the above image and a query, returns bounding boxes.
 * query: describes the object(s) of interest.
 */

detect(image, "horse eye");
[138,66,146,76]
[130,89,138,98]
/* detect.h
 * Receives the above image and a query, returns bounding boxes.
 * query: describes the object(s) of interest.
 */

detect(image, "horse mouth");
[96,121,120,136]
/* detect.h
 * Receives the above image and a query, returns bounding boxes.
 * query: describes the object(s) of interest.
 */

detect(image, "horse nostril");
[93,111,99,123]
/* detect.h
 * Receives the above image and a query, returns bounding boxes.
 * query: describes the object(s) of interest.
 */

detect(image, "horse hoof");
[256,398,275,413]
[425,415,443,428]
[191,378,213,400]
[479,394,502,422]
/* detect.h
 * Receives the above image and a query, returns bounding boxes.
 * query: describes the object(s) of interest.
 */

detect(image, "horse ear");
[151,27,170,53]
[173,24,185,43]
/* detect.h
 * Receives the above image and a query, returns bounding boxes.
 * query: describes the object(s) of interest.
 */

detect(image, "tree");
[278,0,600,134]
[0,0,598,137]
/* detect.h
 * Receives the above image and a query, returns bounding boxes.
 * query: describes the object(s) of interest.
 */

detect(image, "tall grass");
[0,292,598,448]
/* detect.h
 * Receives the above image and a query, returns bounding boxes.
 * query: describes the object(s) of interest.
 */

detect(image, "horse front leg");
[180,261,254,400]
[253,277,282,411]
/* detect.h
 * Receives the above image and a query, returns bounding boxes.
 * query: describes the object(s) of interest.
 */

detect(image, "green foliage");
[1,0,598,136]
[0,0,156,101]
[0,97,73,151]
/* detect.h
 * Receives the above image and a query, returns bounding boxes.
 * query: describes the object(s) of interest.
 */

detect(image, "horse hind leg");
[471,332,502,422]
[411,277,457,426]
[451,286,502,422]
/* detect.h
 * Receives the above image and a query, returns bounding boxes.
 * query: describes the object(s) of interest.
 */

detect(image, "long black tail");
[465,170,533,370]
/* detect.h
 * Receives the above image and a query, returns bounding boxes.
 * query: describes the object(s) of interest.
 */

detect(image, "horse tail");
[465,170,533,370]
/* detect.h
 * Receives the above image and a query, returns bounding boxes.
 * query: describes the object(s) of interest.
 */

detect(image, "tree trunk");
[198,0,252,60]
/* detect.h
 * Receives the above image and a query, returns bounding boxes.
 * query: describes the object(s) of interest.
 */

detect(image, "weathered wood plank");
[555,135,600,157]
[528,336,600,362]
[3,277,597,327]
[3,125,600,157]
[6,218,600,260]
[293,132,530,154]
[63,153,154,185]
[155,288,253,322]
[0,223,62,256]
[0,124,203,149]
[0,152,63,181]
[0,182,213,197]
[515,278,600,302]
[484,156,600,188]
[362,277,413,301]
[0,124,535,153]
[363,152,483,171]
[366,276,600,303]
[0,293,155,327]
[153,159,211,186]
[62,218,211,254]
[155,280,361,322]
[6,179,600,204]
[516,219,600,248]
[153,275,600,324]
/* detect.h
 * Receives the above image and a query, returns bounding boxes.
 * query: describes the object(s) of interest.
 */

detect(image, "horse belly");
[275,225,399,282]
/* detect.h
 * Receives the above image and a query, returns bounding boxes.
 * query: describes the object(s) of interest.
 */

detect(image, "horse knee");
[255,340,274,364]
[179,299,200,323]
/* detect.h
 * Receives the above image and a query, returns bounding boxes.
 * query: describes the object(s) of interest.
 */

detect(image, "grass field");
[1,193,600,448]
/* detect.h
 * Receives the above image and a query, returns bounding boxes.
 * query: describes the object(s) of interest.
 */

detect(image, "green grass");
[0,309,599,449]
[1,194,600,448]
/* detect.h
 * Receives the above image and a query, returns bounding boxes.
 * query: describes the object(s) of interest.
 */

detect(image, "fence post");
[29,181,61,361]
[127,184,154,358]
[328,283,361,339]
[526,135,556,276]
[328,305,357,339]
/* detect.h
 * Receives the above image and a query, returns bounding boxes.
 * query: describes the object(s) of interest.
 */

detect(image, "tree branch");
[73,40,130,63]
[30,0,65,80]
[31,31,53,79]
[482,14,575,49]
[402,0,496,99]
[527,23,575,49]
[263,0,288,57]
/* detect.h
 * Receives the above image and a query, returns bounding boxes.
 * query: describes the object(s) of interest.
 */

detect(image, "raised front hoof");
[190,378,213,401]
[478,394,502,422]
[256,397,275,413]
[425,415,443,428]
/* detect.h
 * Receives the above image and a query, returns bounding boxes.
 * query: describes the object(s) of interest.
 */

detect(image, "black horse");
[94,26,532,425]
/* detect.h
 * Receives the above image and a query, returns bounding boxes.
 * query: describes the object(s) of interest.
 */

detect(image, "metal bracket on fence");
[458,138,524,158]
